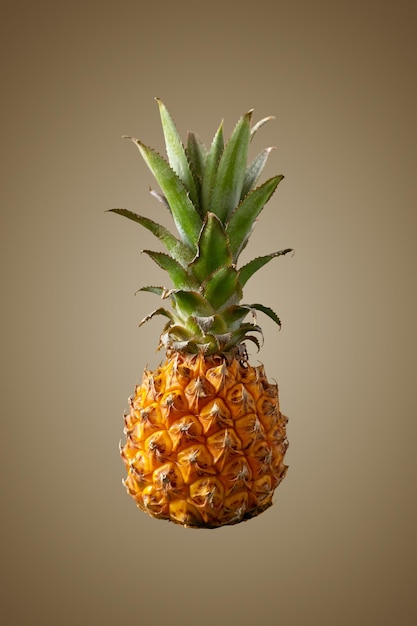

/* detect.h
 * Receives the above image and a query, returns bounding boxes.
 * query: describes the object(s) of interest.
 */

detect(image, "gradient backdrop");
[2,1,417,625]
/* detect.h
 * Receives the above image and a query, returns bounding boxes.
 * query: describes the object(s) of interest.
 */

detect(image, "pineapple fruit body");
[111,100,291,528]
[122,352,288,528]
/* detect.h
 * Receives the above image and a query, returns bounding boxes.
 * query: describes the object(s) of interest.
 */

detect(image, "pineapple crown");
[109,99,292,355]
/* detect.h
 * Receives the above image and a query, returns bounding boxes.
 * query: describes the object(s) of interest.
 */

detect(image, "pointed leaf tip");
[227,175,284,260]
[139,307,174,328]
[156,99,200,210]
[210,111,252,221]
[238,248,294,288]
[241,146,277,200]
[130,140,202,249]
[201,120,224,215]
[246,303,282,328]
[142,249,198,290]
[250,115,276,140]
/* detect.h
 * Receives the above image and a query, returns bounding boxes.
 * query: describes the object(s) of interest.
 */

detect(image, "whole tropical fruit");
[110,99,291,528]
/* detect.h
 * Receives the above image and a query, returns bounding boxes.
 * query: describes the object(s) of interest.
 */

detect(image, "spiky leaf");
[171,290,214,318]
[206,314,228,334]
[108,209,194,266]
[238,248,293,288]
[250,115,275,140]
[126,138,202,250]
[246,303,282,328]
[241,147,275,200]
[226,175,284,260]
[201,121,224,215]
[210,111,252,222]
[136,286,165,297]
[190,212,232,282]
[143,250,198,290]
[230,323,264,347]
[220,305,251,329]
[164,324,192,340]
[203,267,242,310]
[244,335,262,351]
[156,98,199,210]
[139,307,174,327]
[186,131,207,191]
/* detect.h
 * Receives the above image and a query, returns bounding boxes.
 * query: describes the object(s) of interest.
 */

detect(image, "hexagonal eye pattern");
[121,353,288,528]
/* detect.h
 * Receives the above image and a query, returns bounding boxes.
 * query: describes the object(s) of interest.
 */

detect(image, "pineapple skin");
[121,351,288,528]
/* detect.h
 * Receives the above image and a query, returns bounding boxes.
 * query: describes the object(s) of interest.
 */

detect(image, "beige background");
[2,0,416,624]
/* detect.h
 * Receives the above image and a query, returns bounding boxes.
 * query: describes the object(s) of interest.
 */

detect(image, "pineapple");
[110,99,291,528]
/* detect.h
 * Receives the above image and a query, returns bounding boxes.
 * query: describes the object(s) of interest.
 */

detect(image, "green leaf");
[186,131,207,190]
[240,147,275,200]
[190,212,232,282]
[207,314,228,334]
[238,248,293,288]
[203,267,242,310]
[108,208,194,266]
[139,307,174,327]
[220,305,251,329]
[156,99,199,210]
[210,111,252,222]
[201,121,224,215]
[226,175,284,260]
[170,290,214,318]
[245,303,282,328]
[136,286,165,297]
[125,137,202,250]
[229,323,264,349]
[163,324,193,341]
[250,115,275,141]
[143,250,198,290]
[244,334,262,351]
